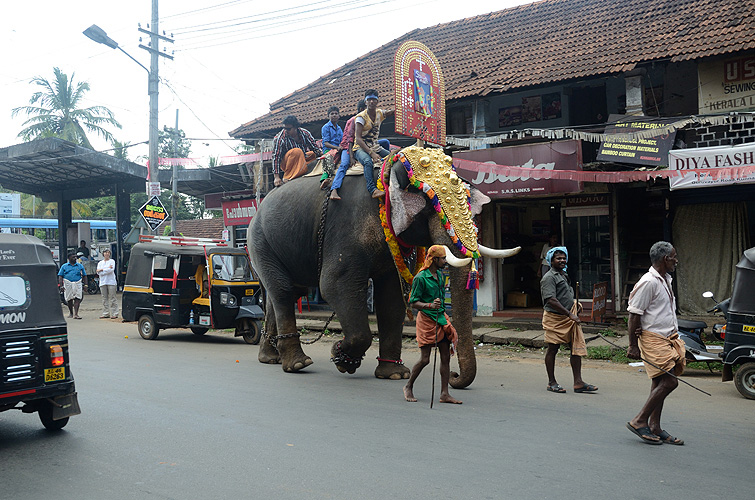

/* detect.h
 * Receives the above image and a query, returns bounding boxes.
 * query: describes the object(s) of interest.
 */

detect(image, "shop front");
[454,140,616,316]
[204,190,257,247]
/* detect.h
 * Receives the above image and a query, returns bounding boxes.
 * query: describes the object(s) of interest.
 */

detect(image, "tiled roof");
[229,0,755,138]
[175,218,226,239]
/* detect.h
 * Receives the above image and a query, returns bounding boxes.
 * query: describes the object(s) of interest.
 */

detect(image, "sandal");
[626,422,662,445]
[657,430,684,445]
[574,383,598,393]
[547,383,566,393]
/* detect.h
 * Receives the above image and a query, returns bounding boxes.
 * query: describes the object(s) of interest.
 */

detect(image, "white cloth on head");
[97,258,117,286]
[627,267,678,338]
[63,279,83,302]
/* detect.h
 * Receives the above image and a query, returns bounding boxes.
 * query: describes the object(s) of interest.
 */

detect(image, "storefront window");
[563,207,611,300]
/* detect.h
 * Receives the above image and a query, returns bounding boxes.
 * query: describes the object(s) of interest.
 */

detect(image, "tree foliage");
[158,126,191,159]
[12,67,121,149]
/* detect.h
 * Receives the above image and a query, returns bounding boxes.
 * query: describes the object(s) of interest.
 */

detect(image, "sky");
[0,0,530,164]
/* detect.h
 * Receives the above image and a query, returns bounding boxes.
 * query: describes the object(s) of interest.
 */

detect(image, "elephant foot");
[375,359,410,380]
[278,339,313,372]
[331,340,363,375]
[258,337,281,364]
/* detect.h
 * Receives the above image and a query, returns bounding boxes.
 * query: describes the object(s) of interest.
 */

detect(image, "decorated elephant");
[248,146,520,387]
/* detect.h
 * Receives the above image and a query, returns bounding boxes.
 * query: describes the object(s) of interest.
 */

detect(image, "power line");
[160,0,254,21]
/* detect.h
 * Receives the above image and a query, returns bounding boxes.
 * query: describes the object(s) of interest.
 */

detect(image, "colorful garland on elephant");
[391,151,480,259]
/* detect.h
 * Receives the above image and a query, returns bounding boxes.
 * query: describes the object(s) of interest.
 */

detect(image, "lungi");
[638,330,686,379]
[63,279,83,302]
[282,149,317,181]
[541,300,587,356]
[415,311,458,355]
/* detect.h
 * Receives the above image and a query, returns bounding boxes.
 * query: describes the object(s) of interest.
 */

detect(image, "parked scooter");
[702,291,729,341]
[675,291,729,366]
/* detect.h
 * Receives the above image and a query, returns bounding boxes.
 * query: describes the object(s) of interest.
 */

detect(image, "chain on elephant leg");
[375,355,410,380]
[258,328,282,364]
[330,340,364,374]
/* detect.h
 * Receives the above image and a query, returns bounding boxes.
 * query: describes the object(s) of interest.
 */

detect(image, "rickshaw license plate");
[199,315,211,326]
[44,367,65,382]
[245,289,254,296]
[743,325,755,333]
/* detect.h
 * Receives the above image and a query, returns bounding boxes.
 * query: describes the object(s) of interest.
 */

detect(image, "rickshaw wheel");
[138,315,160,340]
[191,327,209,336]
[238,319,262,345]
[734,362,755,400]
[38,401,69,431]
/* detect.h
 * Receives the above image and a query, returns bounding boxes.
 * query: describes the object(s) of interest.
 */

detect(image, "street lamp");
[83,23,159,196]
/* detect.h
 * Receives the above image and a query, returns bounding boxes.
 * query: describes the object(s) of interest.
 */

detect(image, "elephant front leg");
[373,274,410,380]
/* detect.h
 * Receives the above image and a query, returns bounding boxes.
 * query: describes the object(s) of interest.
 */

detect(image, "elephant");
[248,146,520,388]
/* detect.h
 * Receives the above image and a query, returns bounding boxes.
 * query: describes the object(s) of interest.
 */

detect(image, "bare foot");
[439,394,462,404]
[403,386,417,402]
[371,189,385,199]
[329,190,341,200]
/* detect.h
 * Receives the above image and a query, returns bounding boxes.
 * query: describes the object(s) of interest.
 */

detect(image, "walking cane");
[430,316,440,409]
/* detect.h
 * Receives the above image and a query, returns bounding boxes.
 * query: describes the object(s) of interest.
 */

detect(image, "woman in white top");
[97,249,119,319]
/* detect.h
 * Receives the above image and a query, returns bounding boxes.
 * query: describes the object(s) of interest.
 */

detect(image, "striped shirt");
[271,127,322,175]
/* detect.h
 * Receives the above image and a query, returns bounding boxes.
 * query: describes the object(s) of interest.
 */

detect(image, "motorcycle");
[675,291,729,367]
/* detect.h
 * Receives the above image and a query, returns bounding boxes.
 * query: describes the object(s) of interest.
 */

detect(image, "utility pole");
[171,109,179,233]
[138,0,174,197]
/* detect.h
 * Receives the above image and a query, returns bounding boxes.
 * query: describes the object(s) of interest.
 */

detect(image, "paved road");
[1,304,753,499]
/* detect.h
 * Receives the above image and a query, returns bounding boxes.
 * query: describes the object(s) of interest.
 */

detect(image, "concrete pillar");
[57,196,72,262]
[475,203,497,316]
[115,183,131,287]
[625,73,645,116]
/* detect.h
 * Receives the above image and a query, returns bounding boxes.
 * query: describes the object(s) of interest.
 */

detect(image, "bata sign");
[668,143,755,190]
[454,140,582,198]
[222,199,258,226]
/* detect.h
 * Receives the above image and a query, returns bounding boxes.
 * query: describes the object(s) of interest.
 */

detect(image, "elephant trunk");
[448,264,476,389]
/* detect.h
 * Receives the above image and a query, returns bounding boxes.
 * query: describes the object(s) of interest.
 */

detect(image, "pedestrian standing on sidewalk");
[403,245,462,404]
[58,252,87,320]
[97,249,118,319]
[626,241,685,445]
[540,247,597,394]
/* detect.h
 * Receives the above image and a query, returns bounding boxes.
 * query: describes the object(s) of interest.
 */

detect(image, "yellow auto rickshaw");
[122,235,264,344]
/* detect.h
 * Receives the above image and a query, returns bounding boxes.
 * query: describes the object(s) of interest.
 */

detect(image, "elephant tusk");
[478,244,522,259]
[443,246,473,268]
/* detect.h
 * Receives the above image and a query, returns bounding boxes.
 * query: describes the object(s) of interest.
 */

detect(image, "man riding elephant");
[249,145,520,387]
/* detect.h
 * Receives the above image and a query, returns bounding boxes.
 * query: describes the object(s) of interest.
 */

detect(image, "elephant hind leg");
[258,296,281,364]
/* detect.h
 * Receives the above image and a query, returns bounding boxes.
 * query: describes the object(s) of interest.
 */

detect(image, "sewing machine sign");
[592,281,608,321]
[394,41,446,145]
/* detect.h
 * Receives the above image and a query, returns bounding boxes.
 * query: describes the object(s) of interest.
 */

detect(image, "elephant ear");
[389,165,427,235]
[467,183,490,216]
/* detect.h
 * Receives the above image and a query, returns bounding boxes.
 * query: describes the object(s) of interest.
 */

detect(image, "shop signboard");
[222,198,258,227]
[596,114,676,166]
[204,190,255,211]
[454,140,582,198]
[394,41,446,145]
[698,55,755,114]
[138,196,169,231]
[668,143,755,190]
[592,281,608,321]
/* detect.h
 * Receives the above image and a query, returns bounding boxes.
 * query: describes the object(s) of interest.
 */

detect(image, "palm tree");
[12,67,121,149]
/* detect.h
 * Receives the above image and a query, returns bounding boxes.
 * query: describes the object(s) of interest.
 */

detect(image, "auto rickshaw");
[721,247,755,400]
[122,235,264,344]
[0,234,81,430]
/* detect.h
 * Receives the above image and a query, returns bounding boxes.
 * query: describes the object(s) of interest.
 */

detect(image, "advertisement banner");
[139,196,169,231]
[454,140,583,198]
[668,143,755,190]
[597,114,676,166]
[394,41,446,145]
[222,198,258,226]
[698,55,755,114]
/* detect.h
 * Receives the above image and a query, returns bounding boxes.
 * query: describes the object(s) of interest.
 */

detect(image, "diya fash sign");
[222,199,258,226]
[668,143,755,190]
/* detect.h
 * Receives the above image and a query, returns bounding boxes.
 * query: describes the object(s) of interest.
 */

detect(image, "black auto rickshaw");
[122,235,264,344]
[721,247,755,400]
[0,234,81,430]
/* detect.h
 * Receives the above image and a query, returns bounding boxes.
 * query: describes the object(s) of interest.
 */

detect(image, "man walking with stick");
[403,245,462,405]
[626,241,686,445]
